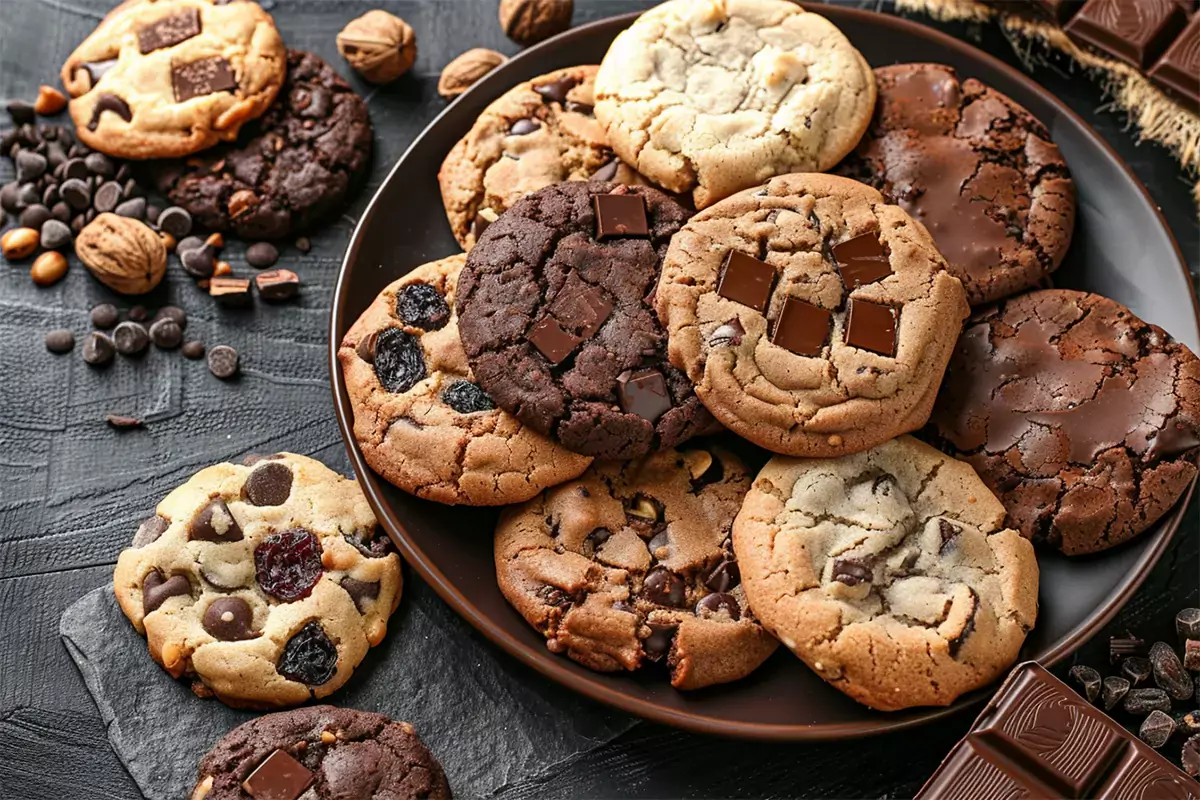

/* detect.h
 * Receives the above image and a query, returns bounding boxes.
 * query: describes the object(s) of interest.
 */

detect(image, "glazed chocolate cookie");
[927,289,1200,556]
[148,50,373,240]
[455,181,716,461]
[191,706,450,800]
[495,446,778,690]
[113,453,402,708]
[61,0,285,159]
[734,436,1039,711]
[838,63,1076,306]
[656,173,969,458]
[338,254,592,505]
[438,65,648,251]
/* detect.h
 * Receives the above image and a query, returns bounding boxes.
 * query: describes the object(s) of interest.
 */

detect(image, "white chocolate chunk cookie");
[733,436,1039,711]
[594,0,876,208]
[338,255,592,506]
[495,446,778,690]
[113,453,401,709]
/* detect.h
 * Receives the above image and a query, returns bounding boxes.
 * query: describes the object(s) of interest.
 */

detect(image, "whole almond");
[438,48,506,98]
[34,85,68,116]
[31,251,68,286]
[1,227,40,260]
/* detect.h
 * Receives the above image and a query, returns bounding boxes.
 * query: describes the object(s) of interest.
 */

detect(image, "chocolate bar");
[916,662,1199,799]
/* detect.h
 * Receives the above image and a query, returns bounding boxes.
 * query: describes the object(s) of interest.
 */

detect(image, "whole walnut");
[76,213,166,295]
[499,0,573,46]
[438,48,507,99]
[337,10,417,84]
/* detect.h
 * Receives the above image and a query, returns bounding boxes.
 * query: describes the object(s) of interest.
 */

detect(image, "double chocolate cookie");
[838,63,1076,306]
[495,446,778,690]
[149,50,373,240]
[191,706,451,800]
[455,181,716,461]
[927,289,1200,556]
[113,453,402,708]
[338,255,592,506]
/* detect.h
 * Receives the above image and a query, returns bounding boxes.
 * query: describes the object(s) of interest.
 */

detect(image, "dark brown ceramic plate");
[330,6,1200,739]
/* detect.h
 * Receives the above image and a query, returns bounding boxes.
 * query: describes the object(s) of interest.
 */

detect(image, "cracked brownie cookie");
[927,289,1200,556]
[439,65,649,251]
[456,181,717,461]
[733,435,1039,711]
[61,0,286,159]
[656,172,969,458]
[837,63,1076,306]
[148,49,373,240]
[495,446,778,690]
[191,705,450,800]
[593,0,875,209]
[113,453,402,709]
[338,254,592,506]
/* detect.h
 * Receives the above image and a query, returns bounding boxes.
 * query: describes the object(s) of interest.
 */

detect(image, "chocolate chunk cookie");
[456,181,716,460]
[734,436,1039,711]
[838,63,1076,306]
[656,173,969,458]
[148,50,373,239]
[439,65,650,251]
[61,0,286,159]
[191,706,451,800]
[338,254,592,506]
[495,446,777,690]
[927,289,1200,556]
[113,453,402,708]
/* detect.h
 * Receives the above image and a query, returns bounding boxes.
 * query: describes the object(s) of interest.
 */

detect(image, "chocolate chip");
[1068,664,1102,703]
[112,321,150,356]
[85,152,114,178]
[202,596,259,641]
[510,118,540,136]
[442,380,495,413]
[340,578,380,613]
[182,340,205,360]
[207,345,240,379]
[176,235,204,254]
[6,99,35,125]
[1139,710,1175,749]
[157,206,192,238]
[705,558,740,592]
[245,241,279,268]
[180,245,216,278]
[153,305,187,328]
[1124,687,1171,715]
[242,749,315,800]
[144,204,161,225]
[172,56,236,102]
[643,622,677,660]
[0,182,19,212]
[115,197,147,219]
[15,150,46,183]
[717,250,776,312]
[44,328,74,353]
[373,328,425,393]
[132,514,169,547]
[938,519,962,554]
[594,193,648,240]
[396,282,450,331]
[533,75,579,105]
[63,158,89,181]
[148,318,182,349]
[15,182,39,208]
[87,94,132,131]
[81,332,115,366]
[190,498,243,542]
[60,177,90,210]
[1149,641,1193,700]
[138,7,201,53]
[356,331,378,364]
[344,525,393,559]
[696,592,741,621]
[142,570,191,614]
[831,556,871,586]
[243,462,293,506]
[647,529,670,560]
[1102,675,1130,711]
[40,219,71,250]
[643,567,687,607]
[50,201,71,223]
[93,181,121,213]
[845,300,898,357]
[590,160,619,182]
[18,203,49,229]
[584,527,612,556]
[254,269,300,301]
[41,184,59,207]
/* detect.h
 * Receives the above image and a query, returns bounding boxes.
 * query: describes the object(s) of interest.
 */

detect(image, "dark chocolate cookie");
[455,181,716,460]
[148,50,372,240]
[191,705,451,800]
[838,63,1076,306]
[926,289,1200,556]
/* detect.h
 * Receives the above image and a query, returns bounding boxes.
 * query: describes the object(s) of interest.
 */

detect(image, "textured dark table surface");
[2,1,1198,798]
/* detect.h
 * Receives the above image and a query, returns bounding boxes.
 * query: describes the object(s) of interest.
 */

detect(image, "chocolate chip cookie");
[338,254,592,506]
[594,0,876,209]
[439,65,649,251]
[495,446,778,690]
[734,435,1039,711]
[838,63,1077,306]
[927,289,1200,556]
[61,0,286,159]
[191,706,451,800]
[456,181,716,461]
[113,453,402,709]
[656,172,969,458]
[148,50,373,240]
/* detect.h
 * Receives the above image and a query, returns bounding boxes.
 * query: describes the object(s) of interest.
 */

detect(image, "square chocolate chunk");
[832,233,892,290]
[1149,15,1200,111]
[241,748,314,800]
[549,284,613,340]
[527,317,582,364]
[771,297,831,356]
[594,193,649,240]
[138,8,201,54]
[1066,0,1188,69]
[845,299,897,357]
[173,56,237,103]
[717,251,777,312]
[617,368,671,423]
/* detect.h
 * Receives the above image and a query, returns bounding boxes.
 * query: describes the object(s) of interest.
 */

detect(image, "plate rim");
[328,5,1200,740]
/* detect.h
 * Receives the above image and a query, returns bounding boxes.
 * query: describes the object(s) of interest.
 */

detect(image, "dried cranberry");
[373,328,426,394]
[396,282,450,331]
[276,621,338,686]
[442,380,495,413]
[254,528,323,602]
[344,525,393,558]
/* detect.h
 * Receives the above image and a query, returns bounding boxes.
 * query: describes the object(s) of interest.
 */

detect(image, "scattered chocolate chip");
[243,462,293,506]
[594,193,648,240]
[207,345,239,379]
[1068,665,1102,703]
[115,197,146,219]
[355,331,378,363]
[1150,641,1193,700]
[44,328,75,353]
[396,282,450,331]
[15,150,47,183]
[19,202,50,229]
[190,498,243,542]
[93,180,121,213]
[831,556,872,586]
[40,219,71,250]
[442,380,495,413]
[510,118,540,136]
[182,340,205,360]
[1102,675,1130,711]
[142,570,191,614]
[1178,609,1200,641]
[180,244,216,278]
[144,204,161,225]
[60,177,90,210]
[112,321,150,356]
[148,318,182,349]
[373,328,425,393]
[132,514,169,547]
[254,268,300,301]
[616,368,671,423]
[341,578,381,613]
[62,158,89,181]
[50,201,71,223]
[84,151,114,177]
[1140,710,1176,749]
[6,99,35,125]
[106,414,143,429]
[81,331,115,366]
[153,305,186,328]
[584,527,612,555]
[245,241,279,268]
[1124,656,1154,685]
[533,75,579,105]
[176,234,204,255]
[643,567,687,607]
[1124,687,1171,715]
[157,205,193,239]
[695,592,740,621]
[717,250,776,312]
[643,622,677,660]
[127,305,149,322]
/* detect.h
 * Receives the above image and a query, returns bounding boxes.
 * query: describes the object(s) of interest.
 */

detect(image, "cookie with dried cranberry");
[495,446,778,690]
[191,706,450,800]
[338,254,592,506]
[113,453,401,709]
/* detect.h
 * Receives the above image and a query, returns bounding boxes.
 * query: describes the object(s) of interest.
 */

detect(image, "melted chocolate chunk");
[142,570,191,614]
[132,514,169,547]
[643,567,687,607]
[190,499,244,543]
[87,94,132,131]
[533,75,580,105]
[695,592,740,621]
[643,622,678,660]
[831,556,871,586]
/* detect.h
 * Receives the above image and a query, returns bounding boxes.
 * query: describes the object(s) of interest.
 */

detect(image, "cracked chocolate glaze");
[926,289,1200,556]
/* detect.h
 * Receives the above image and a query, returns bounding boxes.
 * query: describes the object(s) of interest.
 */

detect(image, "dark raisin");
[276,621,338,686]
[1068,665,1101,703]
[1178,710,1200,737]
[254,528,324,602]
[643,567,686,607]
[344,525,393,558]
[1178,608,1200,641]
[1149,641,1193,700]
[442,380,495,413]
[373,328,426,393]
[395,282,450,330]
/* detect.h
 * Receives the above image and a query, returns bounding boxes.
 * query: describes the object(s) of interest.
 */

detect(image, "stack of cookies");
[341,0,1200,714]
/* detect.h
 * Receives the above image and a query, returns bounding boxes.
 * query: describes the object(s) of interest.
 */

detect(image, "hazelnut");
[683,450,713,480]
[228,188,259,220]
[628,495,660,521]
[159,231,177,252]
[75,213,166,294]
[320,730,337,744]
[34,85,68,115]
[499,0,573,46]
[31,251,68,286]
[437,48,506,99]
[214,260,232,277]
[337,10,417,84]
[1,227,40,260]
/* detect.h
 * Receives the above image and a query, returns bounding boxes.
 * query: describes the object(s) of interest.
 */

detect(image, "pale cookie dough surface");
[439,65,648,251]
[733,435,1039,711]
[495,446,778,690]
[594,0,876,209]
[61,0,286,159]
[339,255,592,506]
[656,172,969,458]
[113,453,402,709]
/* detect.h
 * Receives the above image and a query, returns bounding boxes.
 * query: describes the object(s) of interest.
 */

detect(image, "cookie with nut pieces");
[113,452,402,709]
